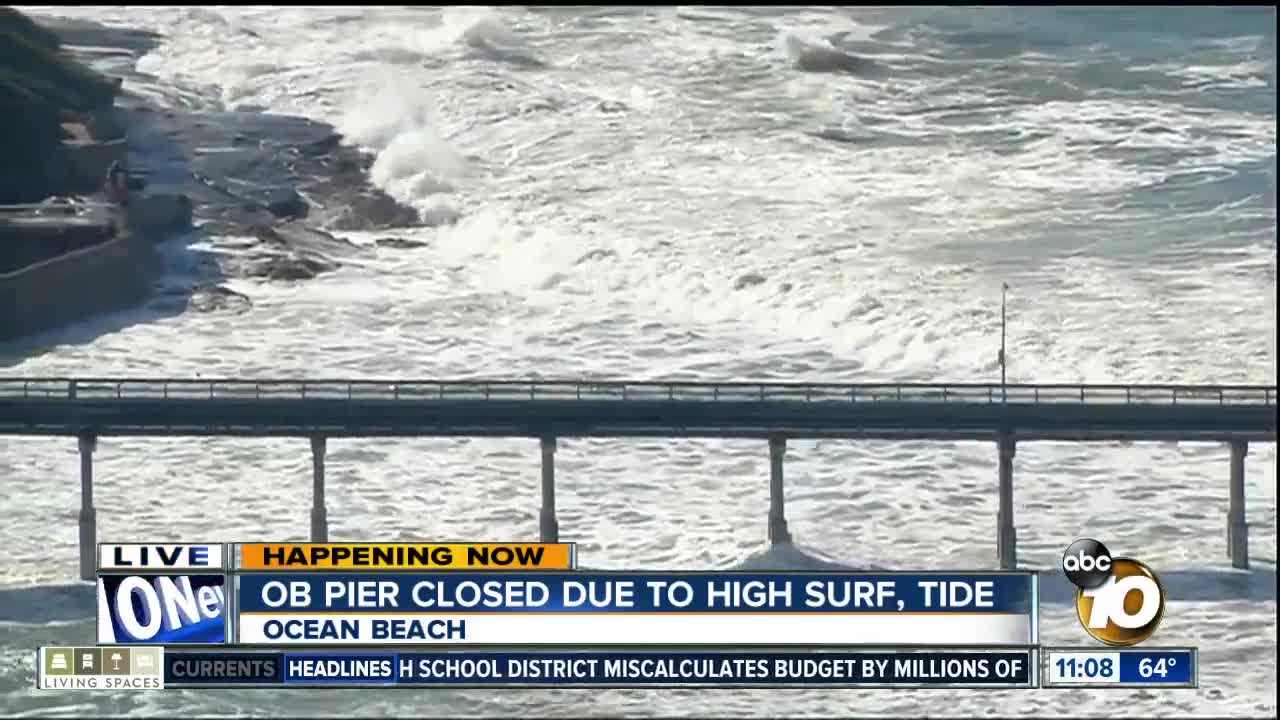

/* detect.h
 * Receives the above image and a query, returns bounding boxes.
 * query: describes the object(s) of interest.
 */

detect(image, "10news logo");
[1062,539,1166,646]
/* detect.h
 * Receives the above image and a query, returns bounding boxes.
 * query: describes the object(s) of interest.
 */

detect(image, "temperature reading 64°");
[1138,657,1176,678]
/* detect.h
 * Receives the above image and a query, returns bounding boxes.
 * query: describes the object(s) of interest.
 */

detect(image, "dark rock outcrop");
[232,251,340,282]
[249,221,356,254]
[264,187,309,220]
[734,272,767,290]
[375,236,427,250]
[188,283,251,313]
[328,193,420,231]
[214,221,358,281]
[126,100,422,284]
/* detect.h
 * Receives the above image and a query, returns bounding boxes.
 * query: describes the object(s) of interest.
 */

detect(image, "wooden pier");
[0,377,1272,580]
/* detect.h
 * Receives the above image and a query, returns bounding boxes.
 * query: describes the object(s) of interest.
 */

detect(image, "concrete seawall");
[0,220,158,341]
[0,215,115,274]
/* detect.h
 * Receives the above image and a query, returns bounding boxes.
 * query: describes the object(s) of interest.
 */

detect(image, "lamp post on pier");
[996,281,1015,568]
[999,282,1009,402]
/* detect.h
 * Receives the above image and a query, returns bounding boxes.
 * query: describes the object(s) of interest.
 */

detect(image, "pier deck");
[0,378,1274,441]
[1,377,1273,578]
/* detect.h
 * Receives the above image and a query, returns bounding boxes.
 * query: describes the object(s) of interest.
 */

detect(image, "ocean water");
[1,5,1276,717]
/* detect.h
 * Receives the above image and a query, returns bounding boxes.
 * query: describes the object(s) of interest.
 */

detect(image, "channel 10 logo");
[97,574,226,644]
[1062,539,1165,647]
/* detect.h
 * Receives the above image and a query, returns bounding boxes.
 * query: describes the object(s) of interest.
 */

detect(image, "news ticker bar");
[1042,647,1197,689]
[42,647,1034,689]
[38,647,1200,690]
[37,645,1198,691]
[98,543,578,571]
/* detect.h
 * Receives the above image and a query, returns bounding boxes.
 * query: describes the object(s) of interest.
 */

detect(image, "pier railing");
[1,378,1274,406]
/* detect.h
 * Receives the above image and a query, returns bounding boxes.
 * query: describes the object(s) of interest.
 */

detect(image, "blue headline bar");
[235,572,1033,614]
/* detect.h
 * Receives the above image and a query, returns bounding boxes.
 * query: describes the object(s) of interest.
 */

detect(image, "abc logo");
[1062,539,1165,647]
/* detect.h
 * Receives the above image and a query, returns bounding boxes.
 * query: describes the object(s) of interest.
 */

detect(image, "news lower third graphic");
[32,542,1203,692]
[38,647,165,690]
[1062,539,1166,647]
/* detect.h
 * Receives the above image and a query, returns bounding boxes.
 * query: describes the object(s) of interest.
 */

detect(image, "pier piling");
[540,437,558,543]
[1228,440,1249,569]
[310,436,328,542]
[77,434,96,581]
[997,435,1017,570]
[768,435,791,545]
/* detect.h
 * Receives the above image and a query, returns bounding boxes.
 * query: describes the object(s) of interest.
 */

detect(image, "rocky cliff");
[1,9,428,345]
[0,6,121,204]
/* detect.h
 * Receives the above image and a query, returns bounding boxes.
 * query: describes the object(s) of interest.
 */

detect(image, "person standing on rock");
[105,160,128,206]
